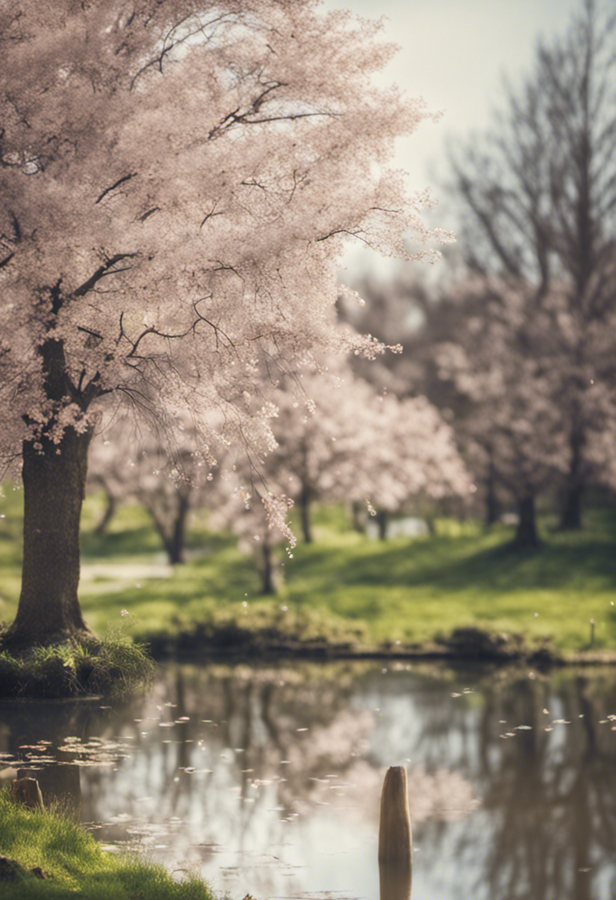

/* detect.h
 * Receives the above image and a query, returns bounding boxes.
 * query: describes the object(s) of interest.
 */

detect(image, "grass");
[1,484,616,658]
[0,789,215,899]
[0,635,155,699]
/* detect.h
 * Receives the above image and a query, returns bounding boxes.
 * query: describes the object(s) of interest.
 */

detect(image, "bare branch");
[95,172,138,204]
[139,207,160,222]
[74,253,137,298]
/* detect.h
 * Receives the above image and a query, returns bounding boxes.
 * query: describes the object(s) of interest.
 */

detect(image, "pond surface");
[1,661,616,900]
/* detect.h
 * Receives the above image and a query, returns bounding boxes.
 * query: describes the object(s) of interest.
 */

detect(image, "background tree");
[447,0,616,530]
[216,360,470,591]
[0,0,445,649]
[212,455,293,595]
[360,390,471,538]
[259,360,470,545]
[88,411,219,564]
[266,362,382,545]
[434,277,569,549]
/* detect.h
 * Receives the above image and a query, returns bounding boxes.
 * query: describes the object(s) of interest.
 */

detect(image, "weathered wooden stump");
[18,766,81,821]
[378,766,412,900]
[11,777,44,810]
[378,766,412,862]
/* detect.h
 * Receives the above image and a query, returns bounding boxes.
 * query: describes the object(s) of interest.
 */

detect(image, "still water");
[1,661,616,900]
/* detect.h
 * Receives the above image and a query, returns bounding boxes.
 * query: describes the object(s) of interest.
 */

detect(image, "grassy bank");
[1,486,615,659]
[0,637,154,699]
[0,790,214,899]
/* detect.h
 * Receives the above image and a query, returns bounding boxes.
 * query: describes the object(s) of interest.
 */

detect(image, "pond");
[1,661,616,900]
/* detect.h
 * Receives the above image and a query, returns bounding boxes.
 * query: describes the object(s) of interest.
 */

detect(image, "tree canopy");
[0,0,446,647]
[0,0,444,479]
[445,0,616,531]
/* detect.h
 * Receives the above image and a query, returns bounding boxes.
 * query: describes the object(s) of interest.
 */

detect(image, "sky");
[320,0,583,274]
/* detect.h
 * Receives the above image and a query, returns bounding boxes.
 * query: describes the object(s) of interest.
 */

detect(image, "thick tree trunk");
[3,427,94,650]
[512,494,540,550]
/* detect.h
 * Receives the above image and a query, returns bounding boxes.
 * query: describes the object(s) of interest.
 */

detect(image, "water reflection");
[0,663,615,900]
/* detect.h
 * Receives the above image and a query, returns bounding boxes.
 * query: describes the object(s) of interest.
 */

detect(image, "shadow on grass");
[81,526,161,559]
[289,526,616,595]
[82,523,236,562]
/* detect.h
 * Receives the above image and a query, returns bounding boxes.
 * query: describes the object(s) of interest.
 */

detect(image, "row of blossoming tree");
[0,0,455,649]
[343,0,616,549]
[87,353,471,591]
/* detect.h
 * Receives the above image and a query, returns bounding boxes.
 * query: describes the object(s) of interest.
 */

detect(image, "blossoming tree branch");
[0,0,449,650]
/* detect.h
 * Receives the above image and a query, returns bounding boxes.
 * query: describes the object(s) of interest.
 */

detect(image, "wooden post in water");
[18,766,81,821]
[11,777,44,810]
[378,766,412,900]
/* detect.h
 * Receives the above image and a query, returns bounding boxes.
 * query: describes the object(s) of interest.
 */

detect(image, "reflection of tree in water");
[77,663,379,866]
[382,668,616,900]
[0,698,123,823]
[3,663,616,900]
[477,674,616,900]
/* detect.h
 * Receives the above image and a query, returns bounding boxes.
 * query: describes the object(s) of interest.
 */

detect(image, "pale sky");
[321,0,583,273]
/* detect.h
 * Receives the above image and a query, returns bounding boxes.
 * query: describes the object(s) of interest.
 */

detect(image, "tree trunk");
[3,427,94,650]
[299,484,312,543]
[350,501,366,533]
[559,427,585,530]
[560,484,583,531]
[169,493,189,565]
[146,490,190,565]
[484,458,500,527]
[512,494,540,549]
[376,509,388,541]
[93,480,117,538]
[260,540,277,595]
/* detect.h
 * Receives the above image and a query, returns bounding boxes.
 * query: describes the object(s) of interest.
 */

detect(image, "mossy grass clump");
[0,634,155,699]
[0,789,215,899]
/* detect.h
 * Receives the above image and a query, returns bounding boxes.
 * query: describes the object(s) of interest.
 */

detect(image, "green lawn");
[1,484,616,655]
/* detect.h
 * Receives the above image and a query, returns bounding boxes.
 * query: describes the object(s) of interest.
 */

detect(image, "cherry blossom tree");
[363,390,472,538]
[448,0,616,530]
[0,0,447,649]
[212,459,292,595]
[87,411,219,564]
[216,360,470,591]
[434,277,571,548]
[266,364,378,544]
[261,362,471,544]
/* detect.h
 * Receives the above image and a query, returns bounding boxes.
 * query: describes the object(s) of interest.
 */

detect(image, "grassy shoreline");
[0,790,215,899]
[0,636,154,700]
[1,489,615,666]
